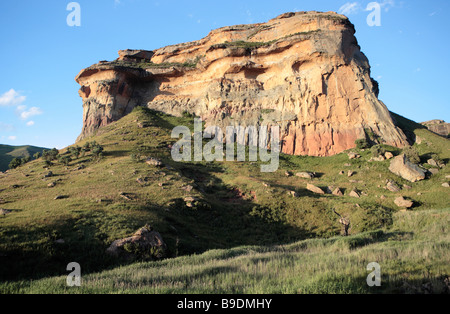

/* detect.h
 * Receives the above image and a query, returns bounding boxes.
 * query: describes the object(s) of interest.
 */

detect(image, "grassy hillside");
[2,209,448,294]
[0,107,449,292]
[0,145,48,172]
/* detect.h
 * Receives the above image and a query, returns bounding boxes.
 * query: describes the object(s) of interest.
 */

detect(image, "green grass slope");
[0,107,449,292]
[2,209,449,294]
[0,144,48,172]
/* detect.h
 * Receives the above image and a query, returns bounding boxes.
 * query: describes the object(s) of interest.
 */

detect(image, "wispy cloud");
[339,1,398,16]
[26,121,35,127]
[0,89,26,107]
[8,135,17,141]
[379,0,396,12]
[16,105,43,120]
[338,2,361,16]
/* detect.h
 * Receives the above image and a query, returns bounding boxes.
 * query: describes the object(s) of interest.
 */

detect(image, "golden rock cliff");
[75,11,408,156]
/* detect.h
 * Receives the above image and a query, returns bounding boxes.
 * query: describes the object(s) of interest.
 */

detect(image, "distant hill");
[0,144,49,171]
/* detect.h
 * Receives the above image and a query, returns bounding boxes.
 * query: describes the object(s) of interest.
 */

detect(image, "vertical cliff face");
[75,11,408,156]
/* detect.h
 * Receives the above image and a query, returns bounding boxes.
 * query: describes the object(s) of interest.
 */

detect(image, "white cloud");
[379,0,396,12]
[338,2,361,16]
[0,89,26,107]
[26,121,35,126]
[16,106,43,120]
[8,135,17,141]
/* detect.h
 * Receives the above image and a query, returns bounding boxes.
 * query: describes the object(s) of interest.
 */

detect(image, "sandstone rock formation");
[389,154,426,183]
[75,11,408,156]
[421,120,450,138]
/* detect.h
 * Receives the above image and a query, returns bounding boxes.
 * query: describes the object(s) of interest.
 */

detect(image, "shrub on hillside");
[8,158,21,170]
[403,146,420,164]
[371,145,386,157]
[355,138,370,150]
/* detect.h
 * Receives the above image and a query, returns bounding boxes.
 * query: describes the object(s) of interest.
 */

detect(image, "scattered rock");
[446,175,450,179]
[262,182,270,187]
[349,189,360,198]
[403,184,412,190]
[417,192,422,196]
[137,122,149,128]
[119,192,134,201]
[306,184,325,195]
[98,199,112,204]
[44,171,53,178]
[427,159,438,167]
[339,170,345,175]
[332,187,344,196]
[394,196,414,208]
[296,172,314,179]
[385,152,394,160]
[181,185,194,192]
[0,209,12,216]
[389,154,426,182]
[369,155,385,162]
[347,170,354,177]
[54,195,68,200]
[442,182,450,188]
[344,163,352,167]
[184,196,199,207]
[146,158,164,167]
[285,171,293,177]
[348,152,361,160]
[289,190,299,198]
[429,168,439,175]
[386,180,402,192]
[136,177,146,185]
[47,182,56,188]
[106,225,166,259]
[380,195,386,200]
[325,186,335,194]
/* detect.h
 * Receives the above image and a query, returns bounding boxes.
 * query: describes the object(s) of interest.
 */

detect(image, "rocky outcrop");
[75,11,408,156]
[421,120,450,138]
[389,154,426,183]
[106,225,166,259]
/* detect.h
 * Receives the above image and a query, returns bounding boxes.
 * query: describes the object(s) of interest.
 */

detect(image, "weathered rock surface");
[306,183,325,195]
[394,196,414,208]
[296,172,314,179]
[75,11,408,156]
[106,225,166,258]
[386,179,401,192]
[421,120,450,137]
[389,154,426,183]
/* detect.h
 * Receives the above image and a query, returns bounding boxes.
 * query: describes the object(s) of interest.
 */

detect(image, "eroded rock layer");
[75,11,408,156]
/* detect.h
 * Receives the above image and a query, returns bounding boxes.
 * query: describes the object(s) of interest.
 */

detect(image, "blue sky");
[0,0,448,149]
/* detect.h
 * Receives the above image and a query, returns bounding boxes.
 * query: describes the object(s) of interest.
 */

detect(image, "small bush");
[371,145,386,157]
[403,146,420,164]
[355,139,370,150]
[58,155,72,166]
[8,158,21,170]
